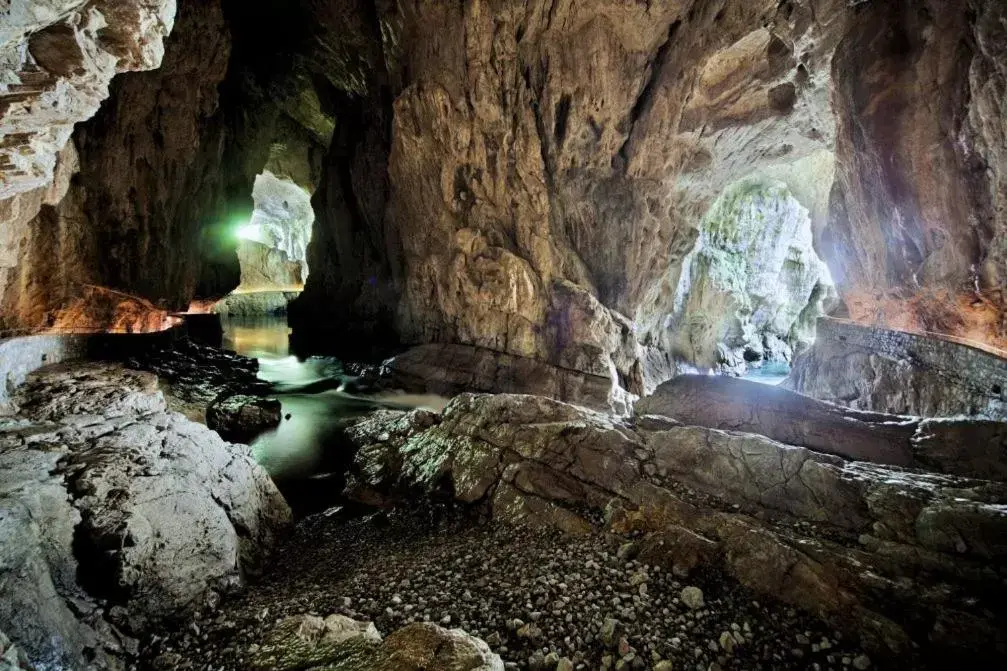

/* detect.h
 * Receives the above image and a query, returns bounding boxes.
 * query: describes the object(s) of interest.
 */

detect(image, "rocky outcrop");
[384,343,627,414]
[0,0,174,200]
[248,614,503,671]
[239,170,314,286]
[214,290,300,318]
[0,0,241,331]
[236,241,304,292]
[340,393,1007,663]
[207,393,282,443]
[637,375,917,465]
[0,362,291,667]
[784,318,1007,419]
[912,418,1007,482]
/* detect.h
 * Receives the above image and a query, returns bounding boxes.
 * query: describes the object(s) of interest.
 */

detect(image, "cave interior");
[1,1,1007,670]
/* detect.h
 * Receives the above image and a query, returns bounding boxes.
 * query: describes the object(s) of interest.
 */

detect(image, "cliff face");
[294,0,847,394]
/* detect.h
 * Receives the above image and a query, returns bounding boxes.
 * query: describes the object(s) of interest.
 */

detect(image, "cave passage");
[234,171,314,294]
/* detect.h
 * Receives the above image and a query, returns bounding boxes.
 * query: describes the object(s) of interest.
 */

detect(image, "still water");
[740,360,791,386]
[219,315,447,492]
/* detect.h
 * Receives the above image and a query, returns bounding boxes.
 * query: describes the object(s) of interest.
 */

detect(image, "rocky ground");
[140,505,880,671]
[123,336,272,419]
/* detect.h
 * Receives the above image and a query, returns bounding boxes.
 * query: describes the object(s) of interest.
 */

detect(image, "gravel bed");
[138,505,894,671]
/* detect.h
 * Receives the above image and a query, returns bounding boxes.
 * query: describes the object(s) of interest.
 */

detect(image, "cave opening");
[216,169,315,318]
[668,178,836,381]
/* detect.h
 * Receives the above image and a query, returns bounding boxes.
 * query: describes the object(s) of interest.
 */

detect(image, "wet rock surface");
[139,506,883,671]
[208,394,283,444]
[336,393,1007,666]
[124,336,272,419]
[0,361,291,669]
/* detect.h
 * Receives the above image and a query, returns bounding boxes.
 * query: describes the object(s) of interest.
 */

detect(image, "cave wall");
[0,0,335,331]
[0,0,176,331]
[293,0,1007,394]
[295,0,847,392]
[823,0,1007,347]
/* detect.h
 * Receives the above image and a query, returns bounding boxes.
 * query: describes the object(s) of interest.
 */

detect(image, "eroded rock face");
[668,179,836,372]
[823,0,1007,348]
[0,0,175,200]
[0,362,291,667]
[340,392,1007,662]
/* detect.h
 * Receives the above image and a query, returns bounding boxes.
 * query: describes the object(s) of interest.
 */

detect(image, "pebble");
[138,505,886,671]
[680,586,705,610]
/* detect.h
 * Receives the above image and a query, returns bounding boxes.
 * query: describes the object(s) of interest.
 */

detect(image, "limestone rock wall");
[822,0,1007,349]
[0,0,175,200]
[294,0,847,394]
[668,179,836,371]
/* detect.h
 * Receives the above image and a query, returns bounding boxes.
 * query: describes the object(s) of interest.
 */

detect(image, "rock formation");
[668,179,836,372]
[340,392,1007,665]
[2,0,1006,395]
[292,0,1007,398]
[0,362,291,668]
[637,375,917,465]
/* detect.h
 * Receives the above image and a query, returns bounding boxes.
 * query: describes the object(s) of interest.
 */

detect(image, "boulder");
[207,394,282,443]
[0,362,291,666]
[250,614,503,671]
[636,375,917,465]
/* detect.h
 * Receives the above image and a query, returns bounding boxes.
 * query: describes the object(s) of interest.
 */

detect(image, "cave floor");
[139,505,888,671]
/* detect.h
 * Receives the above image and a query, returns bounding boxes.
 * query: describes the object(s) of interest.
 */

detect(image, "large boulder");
[207,394,282,443]
[636,374,917,465]
[0,362,291,667]
[340,392,1007,662]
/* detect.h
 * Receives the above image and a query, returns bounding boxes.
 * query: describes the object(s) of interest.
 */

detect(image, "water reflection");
[218,315,447,496]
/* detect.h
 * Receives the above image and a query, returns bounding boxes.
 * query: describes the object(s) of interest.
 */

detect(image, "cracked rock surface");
[0,361,291,669]
[338,392,1007,665]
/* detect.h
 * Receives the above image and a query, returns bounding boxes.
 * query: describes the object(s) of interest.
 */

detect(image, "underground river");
[218,314,448,511]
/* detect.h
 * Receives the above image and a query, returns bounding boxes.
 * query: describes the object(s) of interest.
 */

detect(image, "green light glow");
[237,223,261,241]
